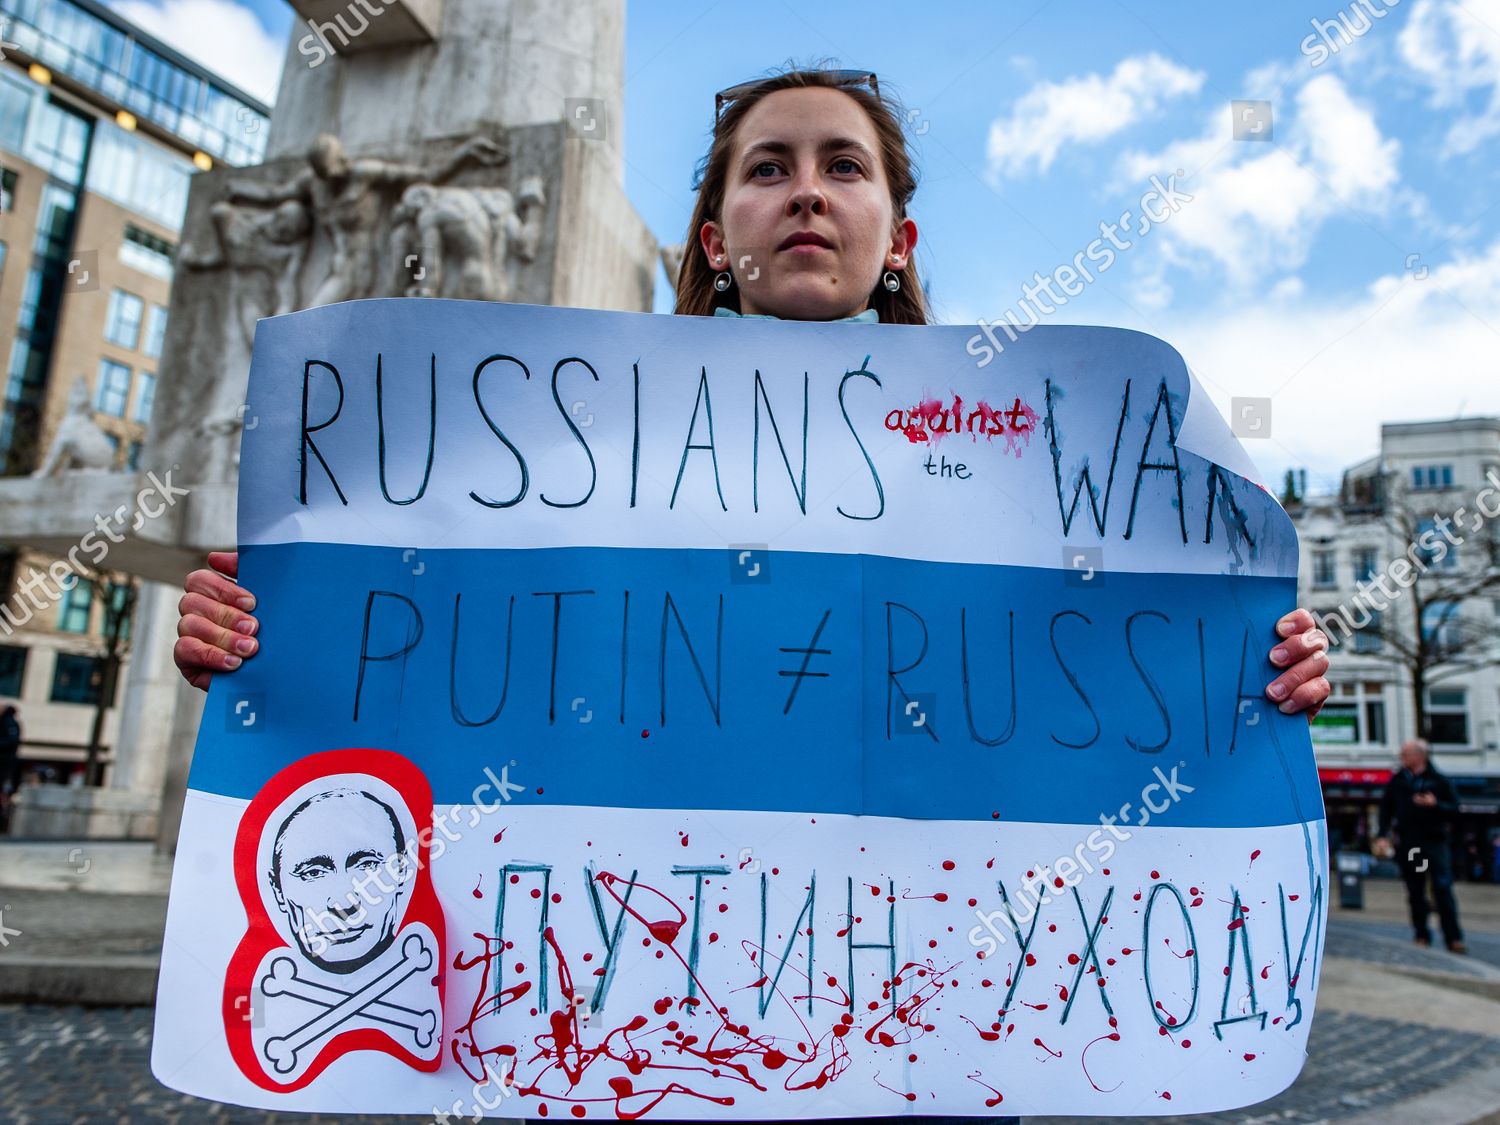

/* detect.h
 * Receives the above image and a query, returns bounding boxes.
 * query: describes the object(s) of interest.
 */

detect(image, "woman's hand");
[174,550,259,692]
[1265,607,1330,720]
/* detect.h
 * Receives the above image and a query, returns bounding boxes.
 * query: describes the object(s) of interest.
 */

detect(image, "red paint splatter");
[965,1071,1005,1108]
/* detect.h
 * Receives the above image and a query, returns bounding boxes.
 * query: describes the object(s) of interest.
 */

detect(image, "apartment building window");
[143,305,168,358]
[1426,687,1469,745]
[1352,547,1379,583]
[1311,702,1359,744]
[106,584,133,643]
[133,372,155,424]
[50,653,105,705]
[105,289,145,349]
[1310,681,1389,747]
[1312,550,1337,588]
[1411,464,1454,491]
[121,227,175,282]
[1416,518,1458,569]
[95,359,131,417]
[85,119,191,229]
[1354,609,1383,653]
[1421,599,1463,650]
[57,579,93,634]
[0,644,25,697]
[0,167,15,213]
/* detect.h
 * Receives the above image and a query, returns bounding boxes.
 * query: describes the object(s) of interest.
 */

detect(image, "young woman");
[172,67,1331,1122]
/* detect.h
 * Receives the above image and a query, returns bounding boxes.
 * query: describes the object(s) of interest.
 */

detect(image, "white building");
[1288,416,1500,871]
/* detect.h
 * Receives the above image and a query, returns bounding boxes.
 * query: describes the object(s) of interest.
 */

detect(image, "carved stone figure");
[222,132,507,308]
[389,175,546,301]
[34,377,117,477]
[178,198,312,351]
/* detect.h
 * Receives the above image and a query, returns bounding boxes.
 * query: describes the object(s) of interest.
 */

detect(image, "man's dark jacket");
[1378,763,1459,844]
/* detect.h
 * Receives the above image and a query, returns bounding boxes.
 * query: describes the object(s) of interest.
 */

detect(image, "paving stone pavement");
[1323,919,1500,979]
[0,888,167,959]
[1,1001,1496,1125]
[1033,1009,1500,1125]
[0,1004,429,1125]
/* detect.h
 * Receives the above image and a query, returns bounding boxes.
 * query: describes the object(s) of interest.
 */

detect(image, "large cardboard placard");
[153,299,1326,1119]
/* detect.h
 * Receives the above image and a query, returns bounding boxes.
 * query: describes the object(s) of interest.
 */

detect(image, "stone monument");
[0,0,660,846]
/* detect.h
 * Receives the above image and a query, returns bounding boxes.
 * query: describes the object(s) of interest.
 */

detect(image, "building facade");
[1288,417,1500,877]
[0,0,267,787]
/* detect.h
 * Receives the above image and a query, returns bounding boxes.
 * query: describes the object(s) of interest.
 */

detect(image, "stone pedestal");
[272,0,625,181]
[0,0,658,855]
[9,784,161,839]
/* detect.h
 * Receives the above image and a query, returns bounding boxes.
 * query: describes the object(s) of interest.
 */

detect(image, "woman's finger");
[1266,649,1330,712]
[184,566,256,612]
[1275,607,1317,639]
[1281,674,1330,718]
[173,635,241,690]
[177,591,257,638]
[177,610,258,663]
[1269,626,1329,668]
[207,550,239,579]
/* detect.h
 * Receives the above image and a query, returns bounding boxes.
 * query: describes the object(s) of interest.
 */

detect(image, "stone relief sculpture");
[389,175,546,301]
[220,132,507,308]
[178,198,311,352]
[170,131,544,482]
[34,377,118,477]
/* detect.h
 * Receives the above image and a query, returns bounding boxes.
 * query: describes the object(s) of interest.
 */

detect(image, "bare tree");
[1352,473,1500,739]
[79,570,137,786]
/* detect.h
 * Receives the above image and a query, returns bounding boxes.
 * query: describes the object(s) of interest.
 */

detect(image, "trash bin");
[1335,850,1365,909]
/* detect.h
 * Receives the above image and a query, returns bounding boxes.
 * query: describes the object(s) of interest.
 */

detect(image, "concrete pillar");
[112,579,186,796]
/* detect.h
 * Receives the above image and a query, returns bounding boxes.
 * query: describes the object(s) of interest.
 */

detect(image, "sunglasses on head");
[715,71,879,125]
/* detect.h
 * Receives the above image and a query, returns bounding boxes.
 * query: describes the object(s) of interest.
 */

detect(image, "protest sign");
[153,298,1326,1118]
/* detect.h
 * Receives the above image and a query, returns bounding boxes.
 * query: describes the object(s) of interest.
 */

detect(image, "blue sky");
[105,0,1500,494]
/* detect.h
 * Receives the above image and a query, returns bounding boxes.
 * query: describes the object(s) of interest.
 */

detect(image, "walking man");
[1375,738,1467,953]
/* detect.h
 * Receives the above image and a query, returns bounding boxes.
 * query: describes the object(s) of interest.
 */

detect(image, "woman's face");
[701,87,917,321]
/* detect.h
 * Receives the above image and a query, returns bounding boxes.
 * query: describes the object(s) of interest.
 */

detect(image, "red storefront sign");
[1317,767,1393,786]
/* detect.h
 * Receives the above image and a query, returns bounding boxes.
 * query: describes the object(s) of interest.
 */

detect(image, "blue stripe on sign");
[190,543,1322,829]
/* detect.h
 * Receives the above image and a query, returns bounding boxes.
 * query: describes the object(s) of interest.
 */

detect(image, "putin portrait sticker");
[223,749,446,1090]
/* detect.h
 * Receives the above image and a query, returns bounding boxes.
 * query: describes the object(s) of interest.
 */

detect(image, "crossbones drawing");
[261,932,435,1074]
[238,778,442,1081]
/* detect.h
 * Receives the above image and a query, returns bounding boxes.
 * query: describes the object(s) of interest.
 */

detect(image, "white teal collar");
[714,306,880,324]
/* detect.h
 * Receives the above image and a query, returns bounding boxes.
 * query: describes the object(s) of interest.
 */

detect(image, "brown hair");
[673,65,929,325]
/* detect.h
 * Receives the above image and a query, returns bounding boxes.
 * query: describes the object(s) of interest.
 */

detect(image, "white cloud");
[1168,235,1500,492]
[1114,73,1402,289]
[109,0,283,105]
[1398,0,1500,156]
[986,53,1205,179]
